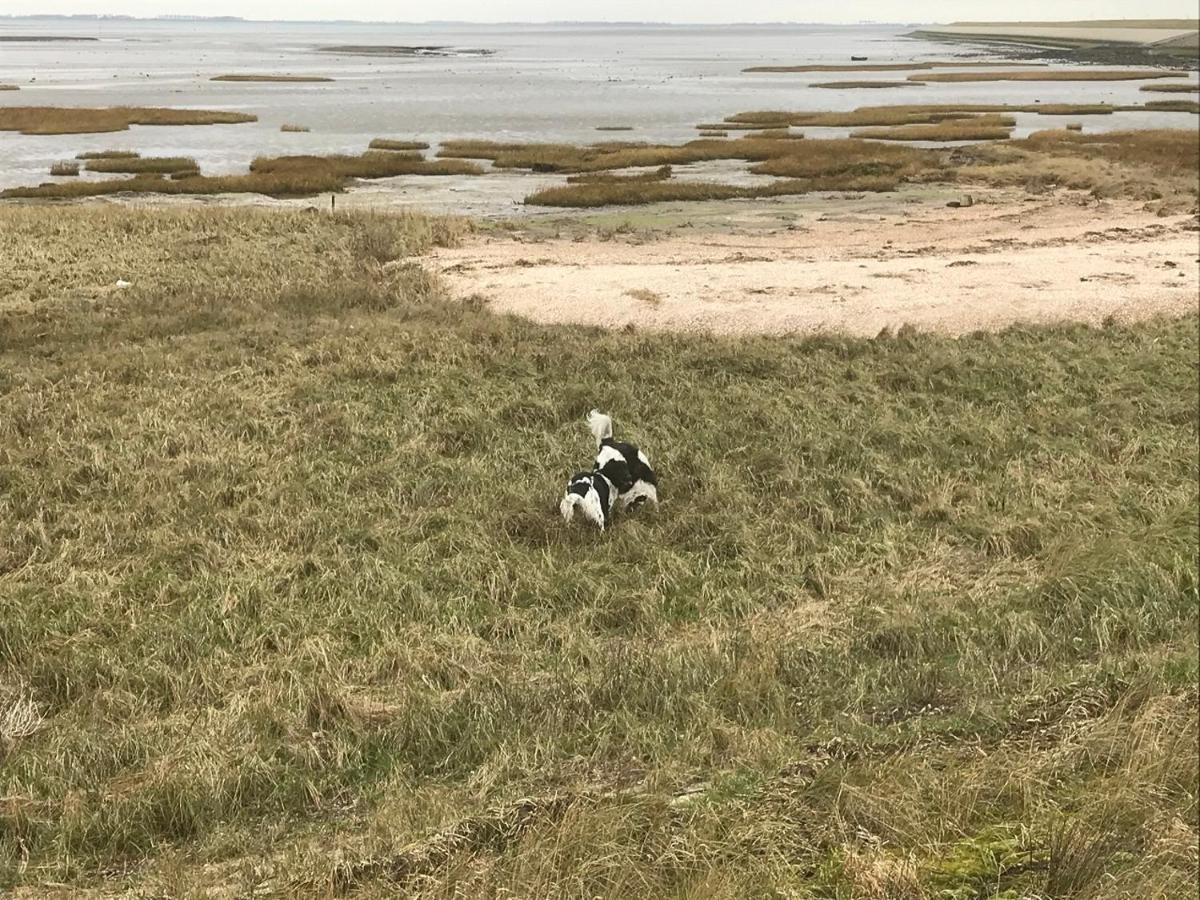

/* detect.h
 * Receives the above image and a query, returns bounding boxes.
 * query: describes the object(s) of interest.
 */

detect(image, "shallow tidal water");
[0,19,1197,189]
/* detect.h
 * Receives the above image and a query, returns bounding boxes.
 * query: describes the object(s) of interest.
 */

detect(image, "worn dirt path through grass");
[431,192,1199,335]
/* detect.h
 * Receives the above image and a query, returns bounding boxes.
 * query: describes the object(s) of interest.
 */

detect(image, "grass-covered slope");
[0,207,1196,897]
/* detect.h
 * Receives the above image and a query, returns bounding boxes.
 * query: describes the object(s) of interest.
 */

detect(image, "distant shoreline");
[910,20,1199,63]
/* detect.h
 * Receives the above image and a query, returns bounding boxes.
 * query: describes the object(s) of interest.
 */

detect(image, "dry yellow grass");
[84,156,200,175]
[959,128,1200,211]
[280,123,311,132]
[566,165,673,184]
[368,138,432,151]
[911,70,1178,83]
[0,150,487,200]
[250,152,483,178]
[851,115,1015,142]
[524,174,899,207]
[48,161,79,176]
[75,149,140,159]
[719,103,1168,129]
[1140,82,1200,92]
[0,84,18,91]
[438,137,825,173]
[0,106,257,135]
[0,171,346,200]
[747,138,942,179]
[813,80,919,89]
[211,74,333,82]
[744,61,1048,72]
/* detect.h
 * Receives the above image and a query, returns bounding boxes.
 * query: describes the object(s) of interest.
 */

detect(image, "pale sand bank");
[431,191,1199,336]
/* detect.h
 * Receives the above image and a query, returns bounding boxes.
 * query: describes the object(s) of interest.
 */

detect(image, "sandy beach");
[431,188,1199,335]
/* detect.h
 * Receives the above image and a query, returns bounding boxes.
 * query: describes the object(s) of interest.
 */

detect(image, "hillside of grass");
[0,207,1196,897]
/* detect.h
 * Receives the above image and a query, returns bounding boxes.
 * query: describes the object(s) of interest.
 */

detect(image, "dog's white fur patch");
[560,482,607,530]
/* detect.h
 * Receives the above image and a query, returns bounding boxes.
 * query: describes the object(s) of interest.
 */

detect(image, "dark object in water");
[851,56,868,61]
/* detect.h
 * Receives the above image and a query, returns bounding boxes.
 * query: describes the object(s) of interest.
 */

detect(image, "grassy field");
[0,205,1196,897]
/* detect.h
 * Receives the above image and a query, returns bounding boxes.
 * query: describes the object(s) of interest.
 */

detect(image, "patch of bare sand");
[431,193,1200,336]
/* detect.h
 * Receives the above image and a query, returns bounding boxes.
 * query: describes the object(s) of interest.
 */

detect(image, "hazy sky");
[5,1,1196,23]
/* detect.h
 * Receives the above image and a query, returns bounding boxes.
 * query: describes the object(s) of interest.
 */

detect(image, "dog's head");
[560,471,610,530]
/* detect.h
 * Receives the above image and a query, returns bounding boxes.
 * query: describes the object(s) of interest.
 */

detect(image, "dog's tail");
[587,409,613,448]
[560,492,582,524]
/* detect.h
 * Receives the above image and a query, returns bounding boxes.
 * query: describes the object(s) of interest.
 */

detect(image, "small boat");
[851,56,868,61]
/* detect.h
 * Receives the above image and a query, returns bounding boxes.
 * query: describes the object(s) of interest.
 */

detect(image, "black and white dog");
[587,409,658,510]
[559,470,617,531]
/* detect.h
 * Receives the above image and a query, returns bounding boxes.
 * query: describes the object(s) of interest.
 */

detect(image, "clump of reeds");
[0,84,18,91]
[715,102,1183,131]
[368,138,431,151]
[525,173,899,207]
[280,123,311,132]
[76,149,140,159]
[211,74,334,82]
[911,70,1177,83]
[698,130,728,137]
[250,152,483,179]
[743,61,1047,72]
[851,115,1015,142]
[0,106,257,135]
[1140,82,1199,93]
[566,165,672,184]
[49,161,80,176]
[0,170,347,200]
[813,81,917,89]
[596,125,634,131]
[84,156,200,175]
